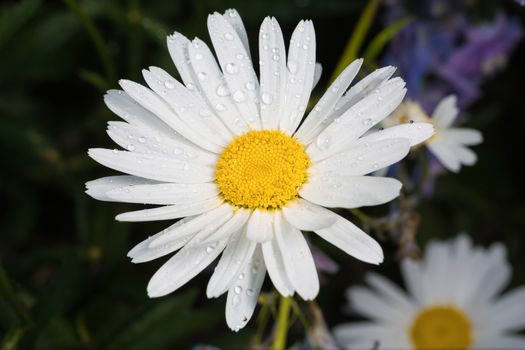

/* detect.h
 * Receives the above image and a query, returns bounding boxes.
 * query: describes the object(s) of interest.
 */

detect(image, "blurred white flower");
[86,9,433,331]
[334,235,525,349]
[385,96,483,172]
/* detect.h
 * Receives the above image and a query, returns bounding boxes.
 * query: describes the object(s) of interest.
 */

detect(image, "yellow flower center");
[215,130,310,210]
[410,305,473,350]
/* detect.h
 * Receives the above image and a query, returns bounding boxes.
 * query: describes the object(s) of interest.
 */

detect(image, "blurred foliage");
[0,0,524,349]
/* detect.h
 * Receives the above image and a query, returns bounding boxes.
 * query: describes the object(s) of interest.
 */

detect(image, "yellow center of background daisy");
[216,130,310,210]
[410,305,472,350]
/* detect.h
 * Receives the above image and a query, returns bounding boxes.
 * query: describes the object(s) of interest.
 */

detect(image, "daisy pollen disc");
[216,130,310,210]
[410,305,472,350]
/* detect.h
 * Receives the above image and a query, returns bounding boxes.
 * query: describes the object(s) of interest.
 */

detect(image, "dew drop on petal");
[225,63,239,74]
[206,246,214,254]
[164,80,175,89]
[127,144,135,151]
[362,118,373,126]
[245,81,256,91]
[233,90,246,102]
[316,136,330,150]
[138,136,146,143]
[215,103,226,111]
[261,92,273,105]
[197,72,207,81]
[194,53,203,60]
[234,285,242,294]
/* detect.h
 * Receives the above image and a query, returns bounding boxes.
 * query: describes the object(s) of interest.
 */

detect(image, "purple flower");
[384,2,523,112]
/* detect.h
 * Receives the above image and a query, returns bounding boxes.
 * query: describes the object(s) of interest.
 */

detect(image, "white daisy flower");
[85,9,434,331]
[334,235,525,349]
[385,96,483,172]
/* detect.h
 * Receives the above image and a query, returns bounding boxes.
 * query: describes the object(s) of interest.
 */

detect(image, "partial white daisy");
[334,235,525,350]
[86,9,434,331]
[384,96,483,172]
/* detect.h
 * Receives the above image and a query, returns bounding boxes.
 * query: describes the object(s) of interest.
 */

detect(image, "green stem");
[254,294,272,345]
[272,296,292,350]
[350,208,370,223]
[329,0,381,83]
[63,0,116,85]
[0,262,32,325]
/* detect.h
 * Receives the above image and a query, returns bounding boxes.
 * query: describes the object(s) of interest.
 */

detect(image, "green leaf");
[0,0,42,49]
[363,16,412,65]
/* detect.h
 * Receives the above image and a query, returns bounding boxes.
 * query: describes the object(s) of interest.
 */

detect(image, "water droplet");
[225,63,239,74]
[216,84,229,97]
[138,136,146,143]
[298,26,305,32]
[246,289,254,296]
[234,285,242,294]
[236,53,244,60]
[238,273,245,280]
[362,118,373,126]
[197,72,207,81]
[215,103,226,111]
[302,44,308,50]
[261,33,269,40]
[233,90,246,102]
[261,92,273,105]
[164,80,175,89]
[194,53,203,60]
[224,32,234,41]
[127,144,135,151]
[316,136,330,150]
[173,147,183,155]
[272,54,280,61]
[245,81,256,90]
[288,60,298,74]
[206,246,214,254]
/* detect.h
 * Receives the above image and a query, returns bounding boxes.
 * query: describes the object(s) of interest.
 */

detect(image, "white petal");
[187,38,249,134]
[115,198,222,222]
[104,90,179,140]
[300,175,402,208]
[106,121,216,166]
[119,79,219,152]
[85,175,157,202]
[400,258,426,305]
[348,286,411,324]
[365,273,417,314]
[207,228,257,298]
[106,182,218,205]
[225,246,266,331]
[222,9,251,59]
[246,209,274,242]
[311,138,410,176]
[432,94,458,129]
[334,322,404,350]
[127,216,196,263]
[258,17,287,130]
[166,32,198,92]
[485,286,525,333]
[314,214,383,264]
[441,127,483,146]
[333,66,397,118]
[274,212,319,300]
[307,78,407,161]
[281,198,336,231]
[88,148,214,183]
[148,204,234,248]
[295,59,362,143]
[143,67,231,147]
[147,226,230,297]
[207,13,261,129]
[361,123,435,146]
[203,208,251,243]
[427,140,461,172]
[279,20,316,134]
[312,63,322,90]
[262,235,294,296]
